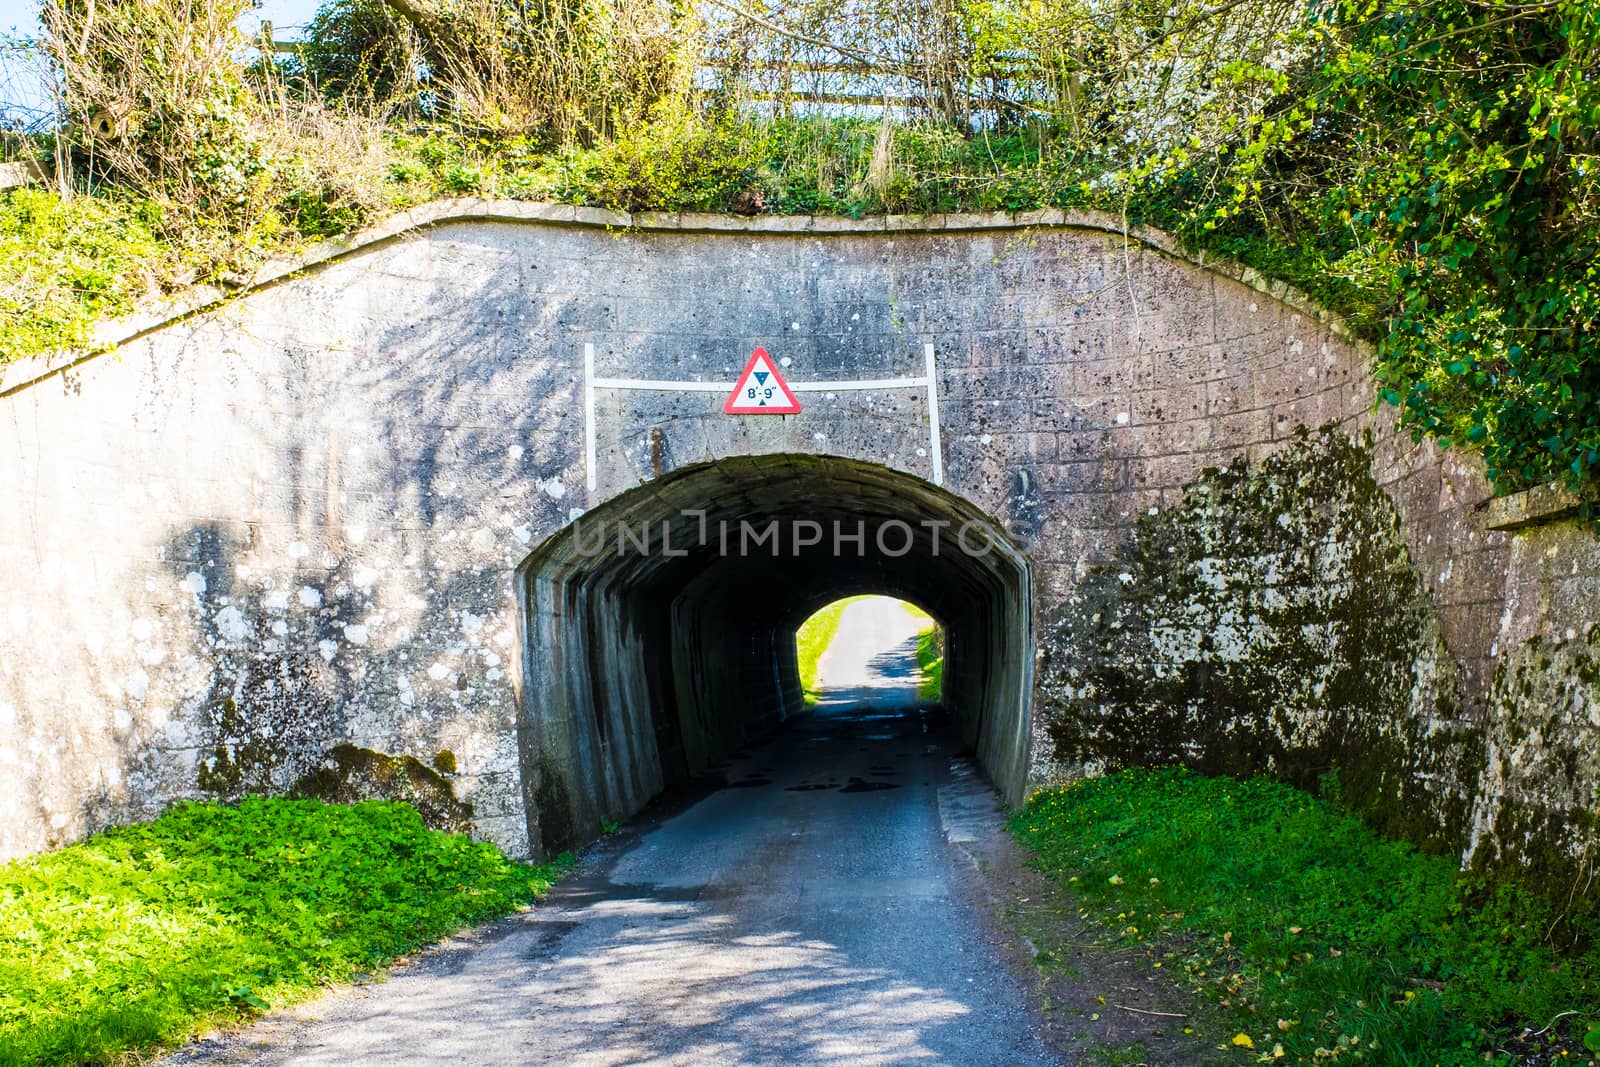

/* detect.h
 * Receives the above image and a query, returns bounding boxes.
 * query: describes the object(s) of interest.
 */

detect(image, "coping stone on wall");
[1483,483,1584,532]
[0,159,46,190]
[0,198,1370,401]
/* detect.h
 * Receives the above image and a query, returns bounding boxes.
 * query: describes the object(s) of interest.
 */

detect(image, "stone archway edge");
[0,198,1359,399]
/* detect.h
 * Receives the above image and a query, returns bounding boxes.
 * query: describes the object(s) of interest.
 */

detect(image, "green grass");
[913,626,943,703]
[1010,769,1600,1065]
[794,595,865,704]
[0,797,570,1067]
[899,601,943,703]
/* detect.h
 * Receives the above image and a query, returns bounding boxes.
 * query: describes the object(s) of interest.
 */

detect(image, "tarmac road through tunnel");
[165,599,1059,1067]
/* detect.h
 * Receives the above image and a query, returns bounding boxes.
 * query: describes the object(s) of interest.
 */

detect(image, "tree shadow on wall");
[357,228,591,533]
[141,520,474,831]
[68,228,672,848]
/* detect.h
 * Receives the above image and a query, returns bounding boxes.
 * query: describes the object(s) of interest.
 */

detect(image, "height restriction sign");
[723,347,802,415]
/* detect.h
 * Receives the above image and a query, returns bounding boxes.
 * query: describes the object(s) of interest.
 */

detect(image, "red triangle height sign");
[723,347,802,415]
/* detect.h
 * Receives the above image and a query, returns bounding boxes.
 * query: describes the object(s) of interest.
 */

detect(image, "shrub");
[43,0,273,217]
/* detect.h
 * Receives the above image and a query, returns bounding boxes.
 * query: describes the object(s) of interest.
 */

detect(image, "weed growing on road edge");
[0,797,572,1066]
[1010,769,1600,1064]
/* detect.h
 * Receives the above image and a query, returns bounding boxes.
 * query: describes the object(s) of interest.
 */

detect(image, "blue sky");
[1,0,325,118]
[1,0,327,42]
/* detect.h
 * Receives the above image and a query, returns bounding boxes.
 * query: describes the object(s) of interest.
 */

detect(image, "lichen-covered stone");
[1034,426,1482,852]
[1469,632,1600,892]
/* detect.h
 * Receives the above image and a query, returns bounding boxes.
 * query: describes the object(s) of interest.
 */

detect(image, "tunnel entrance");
[796,595,944,711]
[514,455,1033,857]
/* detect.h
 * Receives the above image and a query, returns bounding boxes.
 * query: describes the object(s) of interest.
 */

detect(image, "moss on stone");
[194,651,341,799]
[533,744,579,856]
[1036,425,1482,854]
[1468,629,1600,925]
[291,744,474,833]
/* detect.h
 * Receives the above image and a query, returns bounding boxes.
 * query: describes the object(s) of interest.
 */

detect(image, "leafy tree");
[1121,0,1599,499]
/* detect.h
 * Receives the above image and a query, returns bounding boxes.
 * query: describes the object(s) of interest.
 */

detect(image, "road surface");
[167,602,1057,1067]
[812,596,931,710]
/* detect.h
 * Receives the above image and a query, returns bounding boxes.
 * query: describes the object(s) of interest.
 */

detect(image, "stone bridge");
[1,204,1595,881]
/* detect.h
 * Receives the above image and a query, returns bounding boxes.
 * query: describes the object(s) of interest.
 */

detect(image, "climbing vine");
[1136,0,1600,501]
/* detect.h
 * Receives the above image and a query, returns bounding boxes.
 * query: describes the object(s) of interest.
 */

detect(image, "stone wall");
[1033,428,1481,852]
[1467,495,1600,882]
[0,202,1593,882]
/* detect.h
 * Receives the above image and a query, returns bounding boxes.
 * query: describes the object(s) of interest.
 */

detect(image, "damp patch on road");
[841,778,901,793]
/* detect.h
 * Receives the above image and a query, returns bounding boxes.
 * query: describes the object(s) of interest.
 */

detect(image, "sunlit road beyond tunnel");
[165,604,1060,1067]
[810,597,936,712]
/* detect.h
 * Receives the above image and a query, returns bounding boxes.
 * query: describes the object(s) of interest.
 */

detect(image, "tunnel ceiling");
[516,454,1035,855]
[520,455,1032,636]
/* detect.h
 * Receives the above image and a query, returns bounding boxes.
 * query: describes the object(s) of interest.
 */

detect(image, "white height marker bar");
[589,375,929,392]
[584,342,598,496]
[582,342,947,491]
[924,342,944,486]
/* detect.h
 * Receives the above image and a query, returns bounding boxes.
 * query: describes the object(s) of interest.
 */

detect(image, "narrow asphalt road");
[812,596,931,710]
[168,605,1060,1066]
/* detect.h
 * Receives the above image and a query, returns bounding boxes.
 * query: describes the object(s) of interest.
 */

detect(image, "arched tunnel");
[515,454,1034,856]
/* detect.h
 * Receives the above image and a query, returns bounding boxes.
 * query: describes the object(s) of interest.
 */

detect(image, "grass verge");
[1010,769,1600,1065]
[794,595,864,704]
[901,600,943,703]
[914,626,943,703]
[0,797,570,1066]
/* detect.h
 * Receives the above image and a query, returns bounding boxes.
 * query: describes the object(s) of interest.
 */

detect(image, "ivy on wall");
[1137,0,1600,504]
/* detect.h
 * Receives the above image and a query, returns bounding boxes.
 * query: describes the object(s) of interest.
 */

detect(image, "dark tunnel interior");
[514,455,1034,857]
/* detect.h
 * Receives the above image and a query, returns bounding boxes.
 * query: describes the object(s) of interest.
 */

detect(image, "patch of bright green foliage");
[900,601,944,703]
[1134,0,1600,507]
[794,595,863,704]
[0,189,164,364]
[1011,769,1600,1064]
[0,796,570,1067]
[915,628,944,703]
